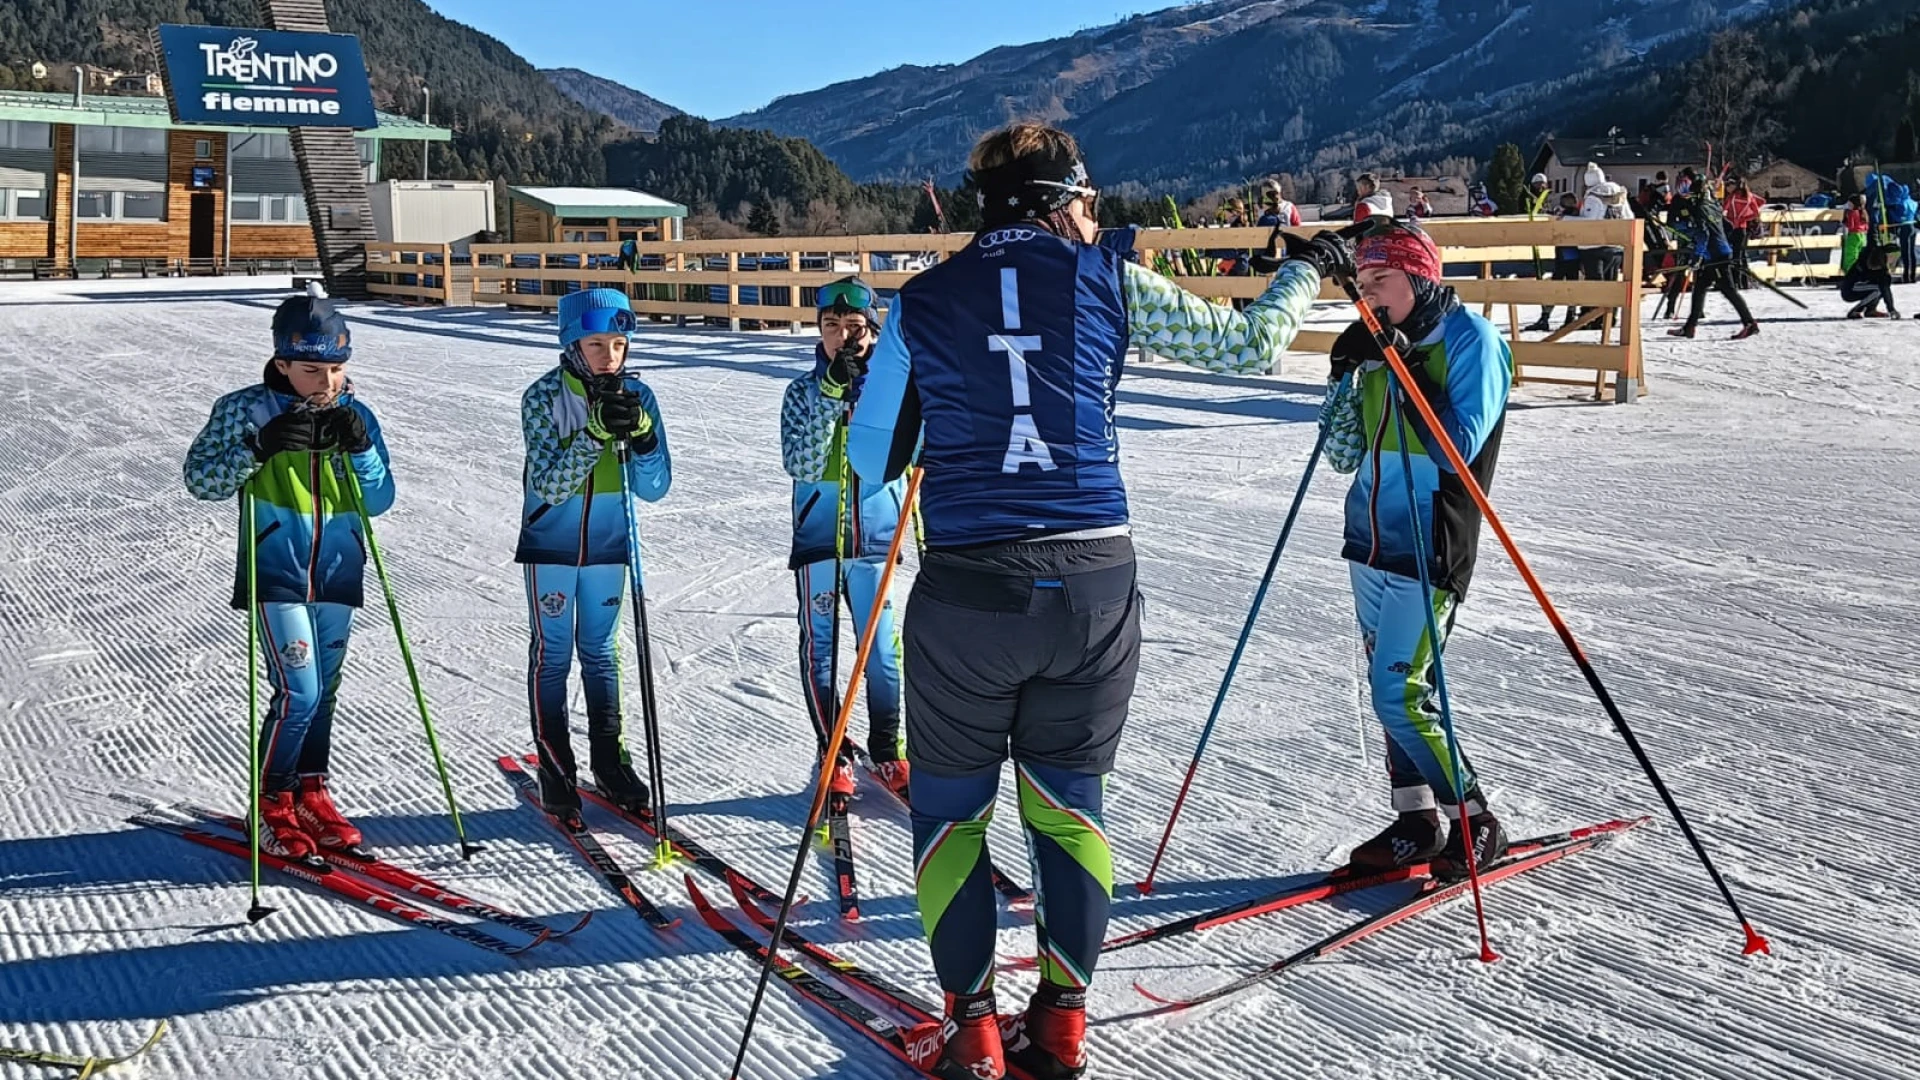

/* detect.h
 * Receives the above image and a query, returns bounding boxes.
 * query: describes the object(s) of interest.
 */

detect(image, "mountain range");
[541,67,684,135]
[708,0,1806,191]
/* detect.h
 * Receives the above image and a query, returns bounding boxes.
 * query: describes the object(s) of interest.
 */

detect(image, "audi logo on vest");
[978,228,1039,250]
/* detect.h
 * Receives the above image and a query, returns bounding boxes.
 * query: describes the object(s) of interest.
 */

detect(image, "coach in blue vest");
[847,122,1350,1080]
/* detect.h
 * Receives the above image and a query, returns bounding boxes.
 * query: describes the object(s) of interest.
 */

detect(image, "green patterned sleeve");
[183,390,263,502]
[1319,376,1365,475]
[1122,260,1320,375]
[522,376,604,506]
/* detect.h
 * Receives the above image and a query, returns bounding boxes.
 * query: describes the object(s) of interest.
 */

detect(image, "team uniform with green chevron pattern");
[184,371,394,795]
[1320,300,1509,820]
[516,363,670,813]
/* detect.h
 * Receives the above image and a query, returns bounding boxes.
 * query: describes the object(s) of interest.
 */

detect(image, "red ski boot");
[258,791,318,860]
[905,993,1005,1080]
[1667,324,1697,338]
[296,774,364,850]
[1730,322,1762,338]
[1006,984,1089,1079]
[871,758,911,801]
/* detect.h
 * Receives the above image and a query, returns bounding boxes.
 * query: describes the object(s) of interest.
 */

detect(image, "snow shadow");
[0,813,739,1024]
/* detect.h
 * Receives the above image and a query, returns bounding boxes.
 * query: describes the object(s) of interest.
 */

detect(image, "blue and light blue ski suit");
[780,345,908,763]
[515,365,670,783]
[183,372,394,794]
[1320,302,1510,812]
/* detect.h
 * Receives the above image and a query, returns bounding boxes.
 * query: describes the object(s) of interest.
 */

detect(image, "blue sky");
[425,0,1178,118]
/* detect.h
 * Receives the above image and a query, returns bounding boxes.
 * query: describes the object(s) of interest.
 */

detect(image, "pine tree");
[1896,117,1917,162]
[1488,143,1528,215]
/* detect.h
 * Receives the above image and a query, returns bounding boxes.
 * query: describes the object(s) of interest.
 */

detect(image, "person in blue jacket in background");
[517,288,670,827]
[847,121,1346,1080]
[780,278,911,799]
[1319,221,1513,880]
[184,286,394,859]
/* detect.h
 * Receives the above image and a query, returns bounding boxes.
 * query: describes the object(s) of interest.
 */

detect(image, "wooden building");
[0,89,448,270]
[1531,136,1705,196]
[507,186,688,245]
[1749,159,1826,203]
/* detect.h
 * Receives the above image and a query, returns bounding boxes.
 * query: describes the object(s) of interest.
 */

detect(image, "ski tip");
[1132,979,1177,1006]
[246,904,278,925]
[650,916,683,932]
[1741,926,1772,956]
[460,843,487,861]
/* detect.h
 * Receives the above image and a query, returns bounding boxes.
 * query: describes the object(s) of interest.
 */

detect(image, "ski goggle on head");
[817,280,876,319]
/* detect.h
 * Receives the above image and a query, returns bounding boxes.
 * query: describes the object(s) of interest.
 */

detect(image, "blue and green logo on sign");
[158,24,378,129]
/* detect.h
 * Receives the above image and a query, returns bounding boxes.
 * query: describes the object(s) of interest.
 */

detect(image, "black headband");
[971,143,1093,225]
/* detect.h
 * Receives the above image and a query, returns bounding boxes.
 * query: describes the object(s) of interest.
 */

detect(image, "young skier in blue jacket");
[517,288,671,827]
[780,278,911,799]
[184,287,394,858]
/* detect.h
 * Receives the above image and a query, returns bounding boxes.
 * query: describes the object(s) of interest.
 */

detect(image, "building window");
[231,133,294,160]
[76,125,167,155]
[121,191,166,221]
[231,193,308,224]
[194,139,213,160]
[76,190,167,222]
[0,188,47,220]
[0,120,51,150]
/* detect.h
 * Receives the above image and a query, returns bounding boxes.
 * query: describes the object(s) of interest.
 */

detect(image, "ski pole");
[1387,383,1495,963]
[729,466,923,1080]
[1138,416,1331,894]
[241,483,274,923]
[614,439,674,869]
[1335,269,1769,956]
[340,453,482,860]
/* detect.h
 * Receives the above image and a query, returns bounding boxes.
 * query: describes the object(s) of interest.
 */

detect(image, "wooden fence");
[374,216,1660,402]
[1743,207,1845,283]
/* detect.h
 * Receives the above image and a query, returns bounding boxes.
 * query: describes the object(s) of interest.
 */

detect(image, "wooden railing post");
[1618,213,1644,404]
[439,243,451,305]
[727,251,741,331]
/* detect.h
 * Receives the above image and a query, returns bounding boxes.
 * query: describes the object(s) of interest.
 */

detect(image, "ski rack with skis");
[497,755,679,931]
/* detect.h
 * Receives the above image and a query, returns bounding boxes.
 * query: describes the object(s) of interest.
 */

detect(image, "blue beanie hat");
[558,288,637,349]
[271,283,351,362]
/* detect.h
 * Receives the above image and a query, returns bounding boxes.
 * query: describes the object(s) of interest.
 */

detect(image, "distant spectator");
[1577,163,1631,325]
[1529,191,1587,331]
[1897,183,1918,284]
[1840,242,1900,318]
[1842,194,1869,272]
[1255,179,1301,228]
[1407,186,1433,221]
[1353,173,1393,221]
[1468,182,1498,217]
[1720,177,1766,288]
[1527,173,1553,218]
[1222,197,1250,229]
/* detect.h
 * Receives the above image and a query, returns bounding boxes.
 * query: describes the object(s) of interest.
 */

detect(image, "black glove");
[586,376,651,446]
[1292,231,1356,281]
[252,410,325,461]
[326,406,372,455]
[1248,224,1288,274]
[822,341,870,400]
[1328,318,1408,383]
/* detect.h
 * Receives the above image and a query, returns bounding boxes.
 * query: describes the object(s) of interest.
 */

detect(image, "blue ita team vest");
[900,227,1132,547]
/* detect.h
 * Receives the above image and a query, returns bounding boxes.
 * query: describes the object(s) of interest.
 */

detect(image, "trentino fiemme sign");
[158,25,378,129]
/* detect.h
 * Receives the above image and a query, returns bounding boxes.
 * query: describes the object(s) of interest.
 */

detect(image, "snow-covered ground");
[2,274,1917,1079]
